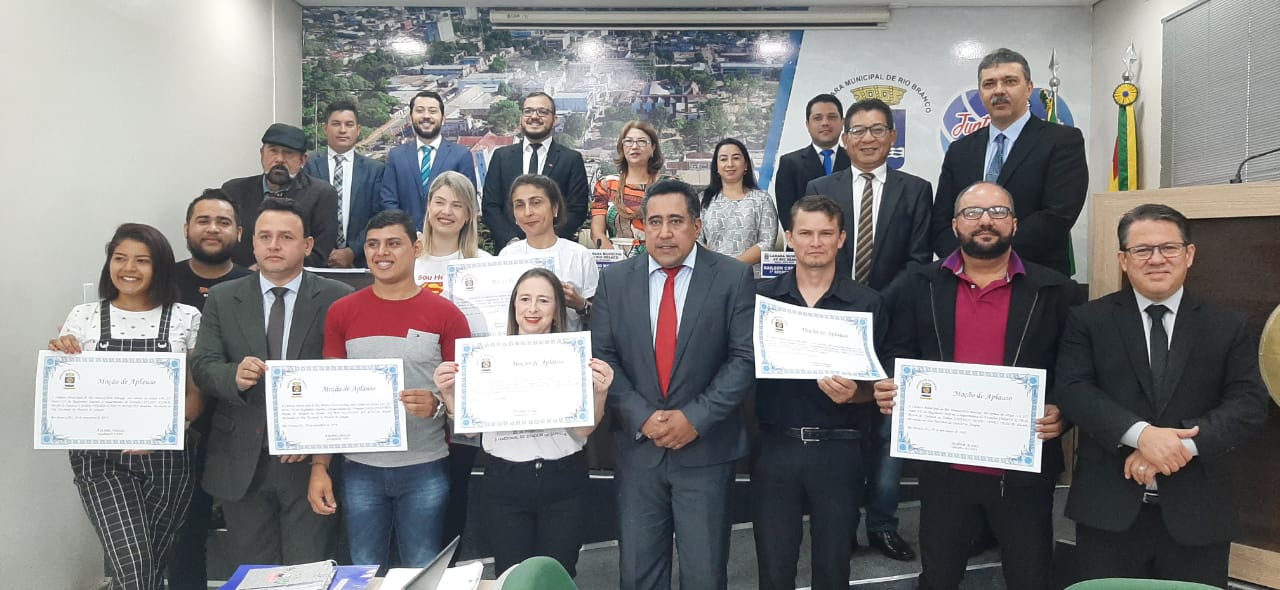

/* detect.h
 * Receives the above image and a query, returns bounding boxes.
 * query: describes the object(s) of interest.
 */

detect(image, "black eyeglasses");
[845,125,891,138]
[956,206,1012,220]
[1122,243,1188,260]
[521,107,553,117]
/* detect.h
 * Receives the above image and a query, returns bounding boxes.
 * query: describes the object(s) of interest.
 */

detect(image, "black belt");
[761,424,862,443]
[487,451,585,472]
[1141,491,1160,505]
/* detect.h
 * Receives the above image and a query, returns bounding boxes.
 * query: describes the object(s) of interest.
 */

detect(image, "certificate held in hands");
[445,255,556,337]
[454,332,593,434]
[34,350,186,450]
[753,295,886,380]
[890,358,1046,473]
[264,359,408,455]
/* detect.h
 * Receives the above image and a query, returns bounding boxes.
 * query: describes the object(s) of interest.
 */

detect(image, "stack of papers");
[379,561,484,590]
[236,560,336,590]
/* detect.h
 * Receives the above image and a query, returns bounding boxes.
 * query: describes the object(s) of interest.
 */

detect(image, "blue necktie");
[985,133,1006,182]
[419,145,435,194]
[821,148,834,176]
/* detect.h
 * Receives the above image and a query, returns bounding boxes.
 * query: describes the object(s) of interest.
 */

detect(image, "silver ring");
[1138,466,1146,471]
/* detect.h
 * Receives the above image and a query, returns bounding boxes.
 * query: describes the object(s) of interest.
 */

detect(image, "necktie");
[419,145,435,195]
[985,133,1006,182]
[333,154,346,248]
[267,287,289,361]
[821,148,834,176]
[854,173,875,283]
[1145,304,1170,393]
[528,142,543,175]
[655,267,681,398]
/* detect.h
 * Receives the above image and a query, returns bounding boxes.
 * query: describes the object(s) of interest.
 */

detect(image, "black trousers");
[166,429,211,590]
[1074,504,1229,588]
[443,441,479,554]
[479,453,588,577]
[917,468,1054,590]
[751,432,862,590]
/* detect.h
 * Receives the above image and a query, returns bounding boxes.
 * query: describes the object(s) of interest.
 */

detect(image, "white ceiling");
[298,1,1097,7]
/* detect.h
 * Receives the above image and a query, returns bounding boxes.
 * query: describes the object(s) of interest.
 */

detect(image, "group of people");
[47,45,1267,590]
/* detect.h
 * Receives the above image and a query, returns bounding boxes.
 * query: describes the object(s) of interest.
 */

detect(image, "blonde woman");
[414,171,491,293]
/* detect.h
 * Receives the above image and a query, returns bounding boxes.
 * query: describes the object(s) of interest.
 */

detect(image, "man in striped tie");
[378,90,477,231]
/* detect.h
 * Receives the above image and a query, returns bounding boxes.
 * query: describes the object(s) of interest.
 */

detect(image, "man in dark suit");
[482,92,589,247]
[222,123,339,268]
[930,48,1087,277]
[591,179,755,590]
[303,99,386,268]
[1056,204,1268,586]
[380,90,477,230]
[191,197,353,565]
[874,182,1072,590]
[775,94,850,231]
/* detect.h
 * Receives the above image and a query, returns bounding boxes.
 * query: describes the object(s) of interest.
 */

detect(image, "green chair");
[494,556,578,590]
[1065,578,1221,590]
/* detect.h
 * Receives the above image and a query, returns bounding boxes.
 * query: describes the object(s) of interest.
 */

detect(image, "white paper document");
[890,358,1046,473]
[454,332,593,434]
[753,295,886,380]
[264,359,408,455]
[444,255,556,338]
[34,351,186,450]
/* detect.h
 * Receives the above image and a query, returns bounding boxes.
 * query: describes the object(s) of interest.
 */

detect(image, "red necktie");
[655,267,681,397]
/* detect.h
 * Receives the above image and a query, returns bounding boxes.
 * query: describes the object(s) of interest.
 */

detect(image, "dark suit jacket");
[805,168,933,296]
[591,246,755,469]
[885,257,1077,485]
[482,139,590,246]
[191,272,353,501]
[379,139,477,230]
[221,173,338,268]
[930,116,1088,276]
[1055,289,1268,544]
[303,150,386,266]
[774,145,850,231]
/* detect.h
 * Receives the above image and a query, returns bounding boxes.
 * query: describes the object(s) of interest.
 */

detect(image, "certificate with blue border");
[753,295,886,380]
[34,351,186,450]
[445,255,556,338]
[890,358,1046,473]
[454,332,592,434]
[264,359,407,455]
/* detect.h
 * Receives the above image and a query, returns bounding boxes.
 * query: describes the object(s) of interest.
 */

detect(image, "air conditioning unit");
[489,7,891,30]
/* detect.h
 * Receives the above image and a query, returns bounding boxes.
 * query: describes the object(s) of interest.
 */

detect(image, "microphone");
[1229,146,1280,183]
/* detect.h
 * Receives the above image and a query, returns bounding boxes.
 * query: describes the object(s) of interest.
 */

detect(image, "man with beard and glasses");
[167,188,252,590]
[380,90,477,230]
[222,123,339,268]
[482,92,589,247]
[871,182,1078,590]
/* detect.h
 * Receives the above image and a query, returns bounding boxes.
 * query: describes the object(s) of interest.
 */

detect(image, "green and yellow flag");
[1109,80,1139,191]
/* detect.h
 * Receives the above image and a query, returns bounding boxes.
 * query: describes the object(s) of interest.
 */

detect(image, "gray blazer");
[191,271,353,501]
[591,246,755,469]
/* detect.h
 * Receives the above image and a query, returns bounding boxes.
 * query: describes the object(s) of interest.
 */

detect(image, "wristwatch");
[431,391,450,420]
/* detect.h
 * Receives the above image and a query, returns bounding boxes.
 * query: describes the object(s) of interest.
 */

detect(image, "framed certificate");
[454,332,593,434]
[445,255,556,337]
[264,359,408,455]
[34,351,186,450]
[890,358,1046,473]
[754,295,886,380]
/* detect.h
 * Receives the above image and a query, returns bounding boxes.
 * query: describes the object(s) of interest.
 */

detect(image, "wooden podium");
[1089,182,1280,587]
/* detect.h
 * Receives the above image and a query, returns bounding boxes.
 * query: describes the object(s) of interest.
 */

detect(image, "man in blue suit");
[303,99,385,268]
[379,90,477,230]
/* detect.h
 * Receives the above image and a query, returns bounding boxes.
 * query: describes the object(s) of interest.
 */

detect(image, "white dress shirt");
[327,147,356,237]
[647,246,698,343]
[259,272,304,359]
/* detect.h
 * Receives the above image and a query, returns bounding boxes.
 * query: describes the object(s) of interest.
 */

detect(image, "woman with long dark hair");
[698,137,779,277]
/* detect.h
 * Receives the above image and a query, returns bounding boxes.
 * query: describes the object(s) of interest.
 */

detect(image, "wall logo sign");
[938,89,1075,151]
[831,73,934,171]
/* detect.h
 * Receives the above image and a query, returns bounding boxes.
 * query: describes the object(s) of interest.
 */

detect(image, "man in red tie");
[591,179,756,590]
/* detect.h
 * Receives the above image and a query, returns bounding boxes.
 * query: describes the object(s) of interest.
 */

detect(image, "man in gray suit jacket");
[191,197,353,565]
[591,179,755,590]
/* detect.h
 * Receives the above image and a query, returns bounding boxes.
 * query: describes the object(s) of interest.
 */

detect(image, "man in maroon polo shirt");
[872,181,1077,590]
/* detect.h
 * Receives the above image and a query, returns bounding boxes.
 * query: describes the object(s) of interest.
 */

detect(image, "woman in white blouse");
[434,267,612,577]
[414,171,492,292]
[698,137,779,277]
[48,223,203,590]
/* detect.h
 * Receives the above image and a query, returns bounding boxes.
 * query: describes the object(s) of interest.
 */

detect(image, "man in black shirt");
[751,195,889,590]
[167,189,251,590]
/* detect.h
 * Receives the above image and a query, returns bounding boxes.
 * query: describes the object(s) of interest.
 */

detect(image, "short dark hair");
[506,267,568,336]
[257,197,310,238]
[322,99,359,124]
[365,210,418,243]
[642,178,701,221]
[185,188,240,226]
[790,195,845,226]
[510,174,568,233]
[1117,204,1192,249]
[845,98,895,130]
[805,94,844,120]
[409,91,445,114]
[520,92,556,113]
[978,48,1032,82]
[99,223,179,306]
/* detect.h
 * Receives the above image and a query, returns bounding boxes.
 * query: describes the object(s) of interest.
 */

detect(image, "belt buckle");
[1142,491,1159,504]
[799,427,821,444]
